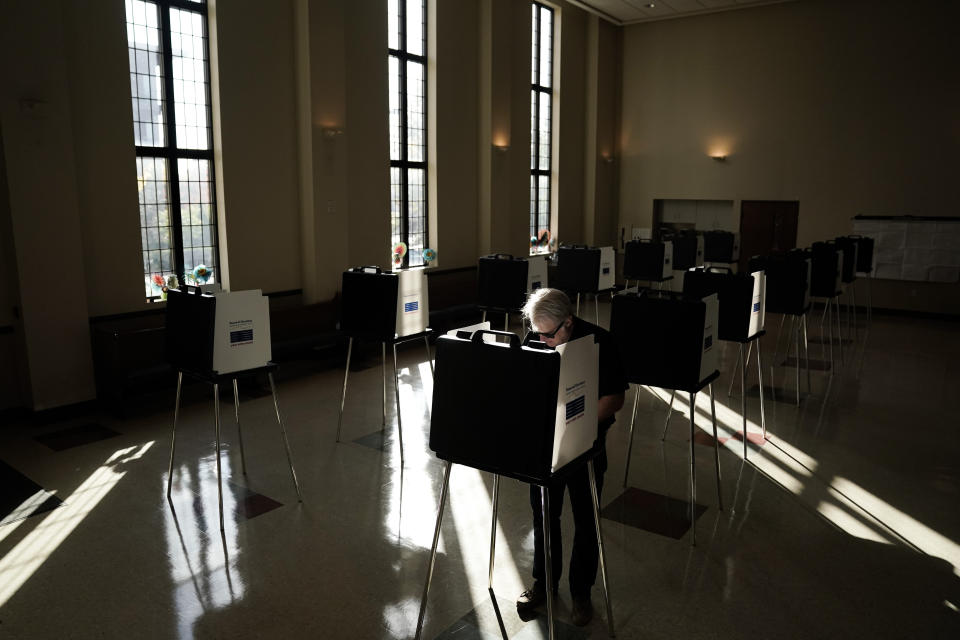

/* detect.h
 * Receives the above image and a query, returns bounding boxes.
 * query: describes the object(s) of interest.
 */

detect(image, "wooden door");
[739,200,799,271]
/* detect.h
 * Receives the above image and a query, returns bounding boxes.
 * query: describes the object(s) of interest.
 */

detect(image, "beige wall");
[618,0,959,312]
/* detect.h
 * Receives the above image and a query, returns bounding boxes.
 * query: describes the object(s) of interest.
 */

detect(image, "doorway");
[739,200,799,271]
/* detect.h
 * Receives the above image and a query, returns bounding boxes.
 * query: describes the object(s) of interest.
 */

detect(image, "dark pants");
[530,446,607,599]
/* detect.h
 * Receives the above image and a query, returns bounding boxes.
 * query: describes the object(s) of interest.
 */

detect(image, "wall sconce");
[600,151,615,164]
[322,126,344,138]
[711,154,727,162]
[493,143,510,153]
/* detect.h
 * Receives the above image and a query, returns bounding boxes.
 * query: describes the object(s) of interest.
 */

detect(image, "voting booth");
[164,286,301,531]
[477,254,528,313]
[556,245,601,293]
[527,255,547,292]
[683,268,766,343]
[609,289,723,539]
[834,236,859,284]
[336,266,433,463]
[416,328,614,640]
[340,266,429,340]
[664,230,704,271]
[165,286,272,376]
[749,250,811,317]
[810,242,844,298]
[702,230,740,264]
[851,235,875,274]
[623,239,673,284]
[682,268,768,456]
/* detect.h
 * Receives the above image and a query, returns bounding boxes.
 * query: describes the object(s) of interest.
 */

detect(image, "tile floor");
[1,305,959,639]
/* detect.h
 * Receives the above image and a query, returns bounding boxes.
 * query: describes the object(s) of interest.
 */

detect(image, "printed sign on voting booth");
[598,246,615,291]
[527,255,548,292]
[429,331,599,482]
[165,287,272,376]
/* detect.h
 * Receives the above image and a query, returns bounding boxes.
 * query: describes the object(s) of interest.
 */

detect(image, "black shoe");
[571,595,593,627]
[516,584,547,613]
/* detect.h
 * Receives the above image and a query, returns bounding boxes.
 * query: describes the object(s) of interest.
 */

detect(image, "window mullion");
[159,4,185,283]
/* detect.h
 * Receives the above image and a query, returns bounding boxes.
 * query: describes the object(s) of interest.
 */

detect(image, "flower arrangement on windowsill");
[150,273,179,300]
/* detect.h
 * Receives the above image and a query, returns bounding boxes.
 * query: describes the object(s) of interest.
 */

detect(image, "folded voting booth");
[166,286,272,376]
[337,266,433,463]
[702,230,740,264]
[609,290,723,539]
[664,230,704,271]
[477,254,528,312]
[810,242,844,298]
[623,239,673,282]
[164,286,301,532]
[610,290,719,391]
[417,328,613,640]
[683,268,766,343]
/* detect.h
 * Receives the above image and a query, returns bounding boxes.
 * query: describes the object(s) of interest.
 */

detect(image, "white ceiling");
[570,0,800,25]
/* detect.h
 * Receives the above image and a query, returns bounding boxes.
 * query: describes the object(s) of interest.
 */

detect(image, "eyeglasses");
[539,319,566,340]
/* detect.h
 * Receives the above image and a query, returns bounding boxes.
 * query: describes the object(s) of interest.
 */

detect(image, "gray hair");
[522,288,572,331]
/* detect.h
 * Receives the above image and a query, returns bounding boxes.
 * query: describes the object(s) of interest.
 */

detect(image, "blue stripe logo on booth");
[230,329,253,344]
[753,302,760,312]
[704,335,713,350]
[566,395,585,422]
[404,301,419,313]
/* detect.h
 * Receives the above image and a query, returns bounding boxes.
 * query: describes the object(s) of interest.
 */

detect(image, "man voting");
[517,288,627,626]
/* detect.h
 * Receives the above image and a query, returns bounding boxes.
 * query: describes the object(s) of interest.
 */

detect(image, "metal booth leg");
[623,385,640,487]
[232,379,247,475]
[382,344,387,426]
[827,299,835,373]
[423,336,434,376]
[415,461,453,640]
[595,294,600,325]
[213,382,225,532]
[688,391,698,546]
[504,313,509,333]
[727,341,741,398]
[393,344,405,465]
[740,343,747,460]
[268,373,303,502]
[335,337,353,442]
[542,485,557,640]
[820,299,830,370]
[756,338,767,440]
[167,371,183,497]
[836,295,844,364]
[576,293,581,315]
[866,272,873,327]
[794,314,801,406]
[661,389,676,440]
[709,384,723,512]
[488,474,500,589]
[803,313,812,394]
[852,286,858,342]
[482,309,487,323]
[588,460,616,637]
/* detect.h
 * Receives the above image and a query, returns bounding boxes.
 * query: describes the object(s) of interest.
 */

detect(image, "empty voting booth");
[164,287,302,531]
[810,241,847,368]
[623,239,674,288]
[749,250,815,404]
[834,236,863,343]
[850,234,876,325]
[336,266,433,464]
[556,245,616,323]
[683,268,768,457]
[610,290,722,543]
[702,230,740,265]
[415,329,614,640]
[476,253,546,331]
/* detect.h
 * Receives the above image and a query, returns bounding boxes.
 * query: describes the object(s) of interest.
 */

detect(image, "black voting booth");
[416,330,614,640]
[663,230,703,271]
[609,290,723,542]
[702,230,739,264]
[809,241,847,367]
[850,234,876,326]
[749,250,815,404]
[683,268,768,458]
[476,253,527,331]
[335,266,433,464]
[834,235,863,343]
[556,244,612,323]
[622,239,673,287]
[164,287,302,532]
